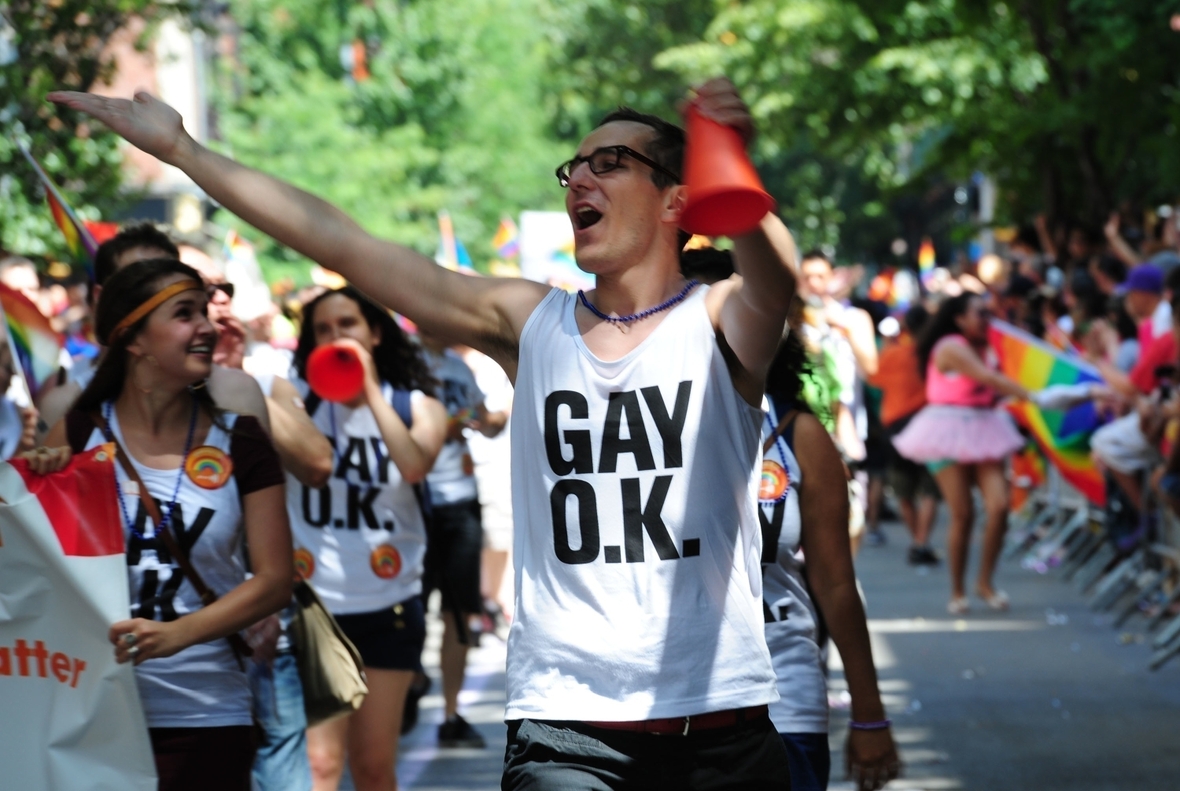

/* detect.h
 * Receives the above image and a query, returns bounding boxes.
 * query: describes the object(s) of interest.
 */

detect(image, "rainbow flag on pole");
[16,141,98,276]
[492,217,520,259]
[0,283,65,399]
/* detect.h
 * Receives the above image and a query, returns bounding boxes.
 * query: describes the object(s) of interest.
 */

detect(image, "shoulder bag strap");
[89,410,253,661]
[762,407,800,455]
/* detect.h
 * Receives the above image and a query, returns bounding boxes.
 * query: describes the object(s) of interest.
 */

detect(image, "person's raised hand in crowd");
[846,727,902,791]
[17,445,71,474]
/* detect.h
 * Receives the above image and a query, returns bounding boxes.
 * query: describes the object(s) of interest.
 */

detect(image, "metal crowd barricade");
[1011,466,1180,670]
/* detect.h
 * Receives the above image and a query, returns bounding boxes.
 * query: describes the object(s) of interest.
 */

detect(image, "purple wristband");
[849,719,891,731]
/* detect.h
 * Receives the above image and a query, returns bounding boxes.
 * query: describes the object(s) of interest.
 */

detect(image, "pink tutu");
[891,405,1024,464]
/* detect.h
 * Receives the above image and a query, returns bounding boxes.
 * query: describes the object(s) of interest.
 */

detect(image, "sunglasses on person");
[555,145,680,188]
[206,282,235,300]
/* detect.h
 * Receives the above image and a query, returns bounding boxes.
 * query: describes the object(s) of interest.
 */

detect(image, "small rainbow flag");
[0,283,65,399]
[492,217,520,259]
[989,319,1104,446]
[17,141,98,276]
[435,211,475,272]
[1007,401,1104,506]
[917,237,936,286]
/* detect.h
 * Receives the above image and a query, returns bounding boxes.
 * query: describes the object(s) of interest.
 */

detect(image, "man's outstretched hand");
[48,91,190,166]
[686,76,755,145]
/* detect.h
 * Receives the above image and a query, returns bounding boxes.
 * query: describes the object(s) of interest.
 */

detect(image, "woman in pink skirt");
[893,293,1030,614]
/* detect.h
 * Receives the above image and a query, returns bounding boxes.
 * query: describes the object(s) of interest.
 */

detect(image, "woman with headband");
[23,258,293,791]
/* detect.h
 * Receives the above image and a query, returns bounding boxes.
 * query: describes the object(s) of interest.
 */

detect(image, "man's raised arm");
[691,80,797,400]
[48,91,549,368]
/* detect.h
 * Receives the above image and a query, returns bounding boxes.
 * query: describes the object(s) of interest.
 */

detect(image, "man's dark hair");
[1092,254,1127,286]
[903,304,930,335]
[800,249,832,266]
[596,107,684,190]
[94,222,179,286]
[1165,265,1180,295]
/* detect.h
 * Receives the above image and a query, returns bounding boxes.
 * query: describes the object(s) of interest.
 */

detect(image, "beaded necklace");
[761,411,791,503]
[577,279,699,329]
[104,399,198,540]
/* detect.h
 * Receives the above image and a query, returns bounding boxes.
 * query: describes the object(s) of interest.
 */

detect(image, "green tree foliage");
[0,1,186,262]
[657,0,1180,247]
[215,0,565,279]
[540,0,717,140]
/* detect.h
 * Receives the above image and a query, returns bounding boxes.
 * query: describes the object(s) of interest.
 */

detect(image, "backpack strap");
[391,388,414,428]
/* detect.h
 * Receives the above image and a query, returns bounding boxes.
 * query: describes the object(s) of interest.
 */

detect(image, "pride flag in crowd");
[989,319,1105,445]
[918,237,936,287]
[1007,401,1105,505]
[436,211,475,272]
[17,142,98,276]
[989,319,1106,505]
[0,284,64,399]
[492,217,520,259]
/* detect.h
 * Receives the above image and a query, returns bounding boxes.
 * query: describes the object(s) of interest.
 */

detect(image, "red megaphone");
[679,104,776,238]
[306,342,365,403]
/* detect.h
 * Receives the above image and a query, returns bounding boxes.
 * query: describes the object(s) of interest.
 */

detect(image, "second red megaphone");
[679,104,776,238]
[306,342,365,403]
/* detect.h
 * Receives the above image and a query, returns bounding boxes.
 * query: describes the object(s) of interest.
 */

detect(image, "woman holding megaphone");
[291,286,446,791]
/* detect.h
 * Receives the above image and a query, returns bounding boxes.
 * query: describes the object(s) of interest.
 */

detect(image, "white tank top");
[287,380,428,615]
[73,405,282,728]
[506,286,777,721]
[760,398,828,733]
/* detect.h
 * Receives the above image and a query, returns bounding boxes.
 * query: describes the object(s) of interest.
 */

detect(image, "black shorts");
[503,714,790,790]
[423,498,484,614]
[333,596,426,671]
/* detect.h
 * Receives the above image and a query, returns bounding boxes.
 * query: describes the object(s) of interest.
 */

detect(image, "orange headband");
[108,279,204,344]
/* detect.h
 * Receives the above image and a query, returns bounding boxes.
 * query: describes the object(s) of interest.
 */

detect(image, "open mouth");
[187,343,213,356]
[574,206,603,230]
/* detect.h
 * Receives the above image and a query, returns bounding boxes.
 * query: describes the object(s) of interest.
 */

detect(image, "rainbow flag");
[989,319,1104,446]
[917,237,936,287]
[492,217,520,259]
[17,142,98,275]
[0,283,64,399]
[1007,401,1104,506]
[435,211,475,272]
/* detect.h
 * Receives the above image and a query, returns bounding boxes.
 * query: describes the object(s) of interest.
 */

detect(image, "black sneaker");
[438,713,486,749]
[908,545,940,566]
[401,672,431,735]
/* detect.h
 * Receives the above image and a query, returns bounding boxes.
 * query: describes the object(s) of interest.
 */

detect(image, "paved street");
[374,518,1180,791]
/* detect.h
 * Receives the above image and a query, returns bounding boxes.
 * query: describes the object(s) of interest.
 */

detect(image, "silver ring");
[121,633,137,646]
[127,645,140,657]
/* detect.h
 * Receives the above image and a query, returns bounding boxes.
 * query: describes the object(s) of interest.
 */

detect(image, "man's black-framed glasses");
[555,145,680,188]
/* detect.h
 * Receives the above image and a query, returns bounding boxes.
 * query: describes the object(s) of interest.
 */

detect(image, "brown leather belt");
[584,705,768,736]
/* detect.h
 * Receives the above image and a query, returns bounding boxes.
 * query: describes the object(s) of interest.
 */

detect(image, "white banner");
[0,447,156,790]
